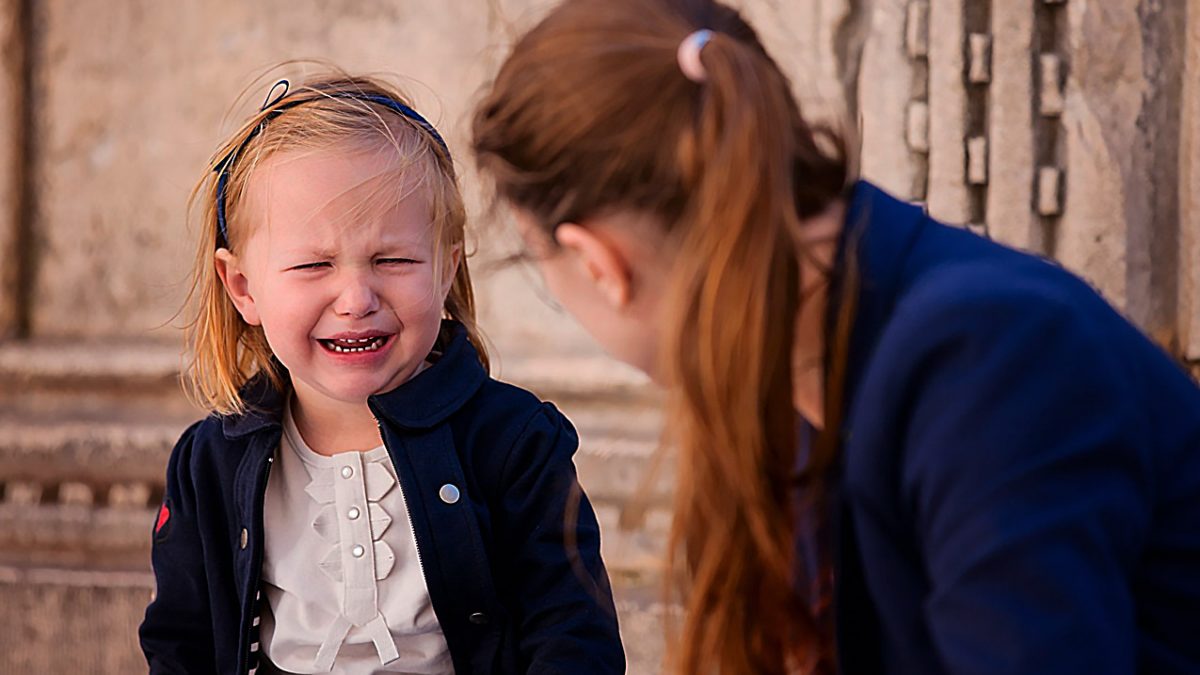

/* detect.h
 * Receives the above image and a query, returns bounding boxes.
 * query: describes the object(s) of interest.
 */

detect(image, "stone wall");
[859,0,1200,364]
[2,0,1192,363]
[1,0,1199,672]
[1183,0,1200,363]
[0,0,24,339]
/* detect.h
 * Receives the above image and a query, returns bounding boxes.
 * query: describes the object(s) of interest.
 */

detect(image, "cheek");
[536,260,609,329]
[387,269,446,316]
[255,278,324,331]
[535,257,577,304]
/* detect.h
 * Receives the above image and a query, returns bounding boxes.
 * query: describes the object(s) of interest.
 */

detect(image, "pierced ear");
[214,248,262,326]
[554,223,631,308]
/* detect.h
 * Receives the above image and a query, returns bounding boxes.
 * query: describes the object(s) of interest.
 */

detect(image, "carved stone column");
[859,0,924,201]
[926,0,970,224]
[1181,0,1200,369]
[0,0,23,339]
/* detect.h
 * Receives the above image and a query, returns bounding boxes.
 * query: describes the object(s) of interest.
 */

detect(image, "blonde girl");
[140,74,624,675]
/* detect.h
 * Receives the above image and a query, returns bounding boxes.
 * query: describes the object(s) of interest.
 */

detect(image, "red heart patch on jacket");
[155,502,170,534]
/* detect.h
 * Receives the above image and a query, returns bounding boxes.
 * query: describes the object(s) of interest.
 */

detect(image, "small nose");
[332,273,380,318]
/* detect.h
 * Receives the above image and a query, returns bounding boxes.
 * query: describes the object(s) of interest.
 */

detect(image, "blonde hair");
[184,74,488,415]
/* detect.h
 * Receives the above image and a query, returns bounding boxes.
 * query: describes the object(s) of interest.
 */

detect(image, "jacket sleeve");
[139,420,219,674]
[874,278,1151,674]
[497,403,626,674]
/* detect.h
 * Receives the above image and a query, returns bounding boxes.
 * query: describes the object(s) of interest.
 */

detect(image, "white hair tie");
[677,29,714,83]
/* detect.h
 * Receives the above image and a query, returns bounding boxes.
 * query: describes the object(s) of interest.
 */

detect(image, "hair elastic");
[677,29,714,83]
[213,80,450,247]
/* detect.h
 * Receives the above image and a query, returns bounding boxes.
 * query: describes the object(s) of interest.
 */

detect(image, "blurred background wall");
[0,0,1196,672]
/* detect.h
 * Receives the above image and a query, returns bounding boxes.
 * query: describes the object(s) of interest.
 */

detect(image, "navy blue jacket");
[832,182,1200,673]
[139,322,624,674]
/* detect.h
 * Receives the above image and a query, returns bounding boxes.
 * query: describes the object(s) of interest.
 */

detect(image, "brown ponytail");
[473,1,849,672]
[664,29,840,674]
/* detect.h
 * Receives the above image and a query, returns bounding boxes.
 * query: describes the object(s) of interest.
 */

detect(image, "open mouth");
[318,335,391,354]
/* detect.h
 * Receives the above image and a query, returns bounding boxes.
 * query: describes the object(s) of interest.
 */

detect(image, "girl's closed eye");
[377,257,422,266]
[289,261,332,271]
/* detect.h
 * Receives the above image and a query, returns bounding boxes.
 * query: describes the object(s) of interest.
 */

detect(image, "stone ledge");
[564,402,663,444]
[0,501,674,580]
[495,354,657,403]
[0,572,668,673]
[594,503,671,581]
[0,504,156,552]
[0,418,180,485]
[0,475,673,574]
[616,590,678,675]
[0,564,154,588]
[0,337,656,401]
[0,338,183,387]
[0,414,668,501]
[0,581,151,672]
[575,439,673,507]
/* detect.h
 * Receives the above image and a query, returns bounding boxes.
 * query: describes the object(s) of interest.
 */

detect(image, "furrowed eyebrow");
[281,247,337,259]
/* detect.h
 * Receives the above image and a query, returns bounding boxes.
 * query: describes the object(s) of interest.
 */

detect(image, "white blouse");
[258,402,454,674]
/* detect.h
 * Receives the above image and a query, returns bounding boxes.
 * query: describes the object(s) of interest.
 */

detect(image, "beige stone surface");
[986,2,1040,253]
[925,0,969,224]
[5,1,1200,672]
[0,569,670,674]
[859,0,922,200]
[0,575,150,672]
[730,0,850,119]
[6,0,1196,360]
[28,0,500,339]
[0,0,20,338]
[1056,0,1144,311]
[20,0,859,361]
[1183,0,1200,361]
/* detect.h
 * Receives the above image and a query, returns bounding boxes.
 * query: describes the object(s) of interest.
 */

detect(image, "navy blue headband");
[214,79,451,247]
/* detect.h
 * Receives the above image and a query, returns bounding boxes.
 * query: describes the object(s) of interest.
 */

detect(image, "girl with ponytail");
[472,1,1200,673]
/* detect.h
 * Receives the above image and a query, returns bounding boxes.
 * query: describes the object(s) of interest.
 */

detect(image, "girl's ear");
[449,243,462,280]
[214,248,262,326]
[554,223,631,309]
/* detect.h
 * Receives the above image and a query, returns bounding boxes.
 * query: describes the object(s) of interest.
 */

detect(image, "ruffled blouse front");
[259,402,453,674]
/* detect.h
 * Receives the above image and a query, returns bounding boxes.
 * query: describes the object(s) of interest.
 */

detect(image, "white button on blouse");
[259,401,453,674]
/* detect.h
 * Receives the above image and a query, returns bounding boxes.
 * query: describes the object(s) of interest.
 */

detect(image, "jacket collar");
[221,366,287,440]
[834,180,928,423]
[829,181,927,673]
[368,320,488,429]
[221,320,487,439]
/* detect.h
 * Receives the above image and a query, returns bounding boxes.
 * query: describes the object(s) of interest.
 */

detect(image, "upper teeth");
[326,337,384,353]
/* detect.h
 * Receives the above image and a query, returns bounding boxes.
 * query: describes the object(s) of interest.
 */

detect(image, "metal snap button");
[347,506,361,520]
[239,528,248,549]
[351,544,365,558]
[438,484,460,504]
[468,612,489,625]
[341,466,354,479]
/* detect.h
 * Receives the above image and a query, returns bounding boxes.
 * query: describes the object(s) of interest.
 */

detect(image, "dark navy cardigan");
[832,182,1200,673]
[139,322,624,674]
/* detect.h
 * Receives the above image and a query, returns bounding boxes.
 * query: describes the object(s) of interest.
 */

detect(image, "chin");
[319,374,398,403]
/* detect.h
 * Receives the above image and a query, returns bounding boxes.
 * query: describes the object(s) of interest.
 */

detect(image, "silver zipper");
[243,453,274,674]
[376,420,432,585]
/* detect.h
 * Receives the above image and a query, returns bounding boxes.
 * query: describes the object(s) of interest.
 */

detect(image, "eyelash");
[290,258,419,271]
